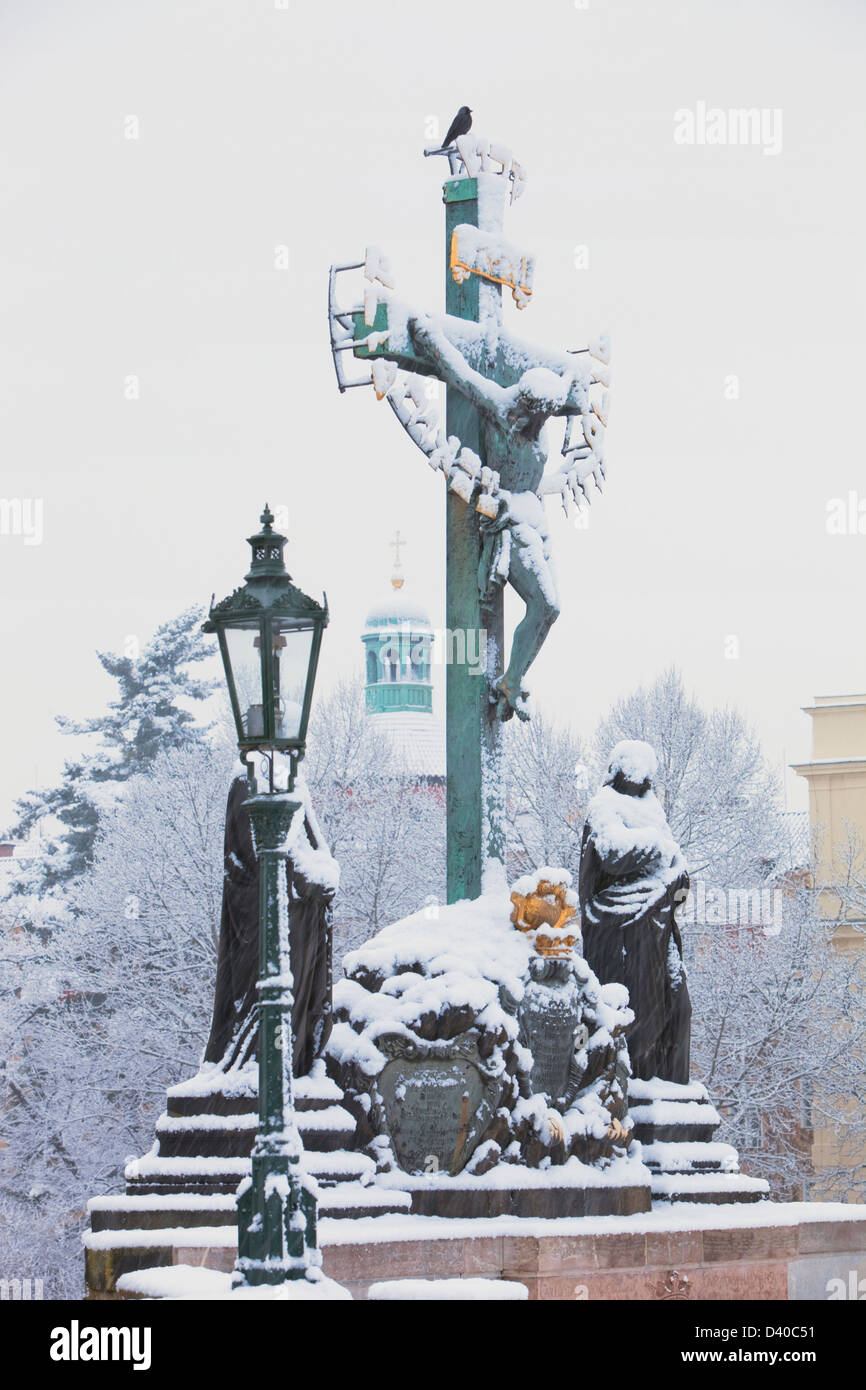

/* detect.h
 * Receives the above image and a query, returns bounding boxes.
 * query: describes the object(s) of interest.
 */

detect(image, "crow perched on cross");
[443,105,472,147]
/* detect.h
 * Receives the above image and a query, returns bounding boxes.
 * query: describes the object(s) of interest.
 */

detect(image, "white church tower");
[361,532,445,780]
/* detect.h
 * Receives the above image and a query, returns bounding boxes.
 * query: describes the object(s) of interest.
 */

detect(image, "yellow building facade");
[793,694,866,1195]
[792,693,866,939]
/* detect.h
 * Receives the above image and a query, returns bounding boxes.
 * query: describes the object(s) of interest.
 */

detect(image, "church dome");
[361,536,445,779]
[364,592,433,630]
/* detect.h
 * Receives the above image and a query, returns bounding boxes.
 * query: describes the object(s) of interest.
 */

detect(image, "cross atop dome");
[390,530,405,591]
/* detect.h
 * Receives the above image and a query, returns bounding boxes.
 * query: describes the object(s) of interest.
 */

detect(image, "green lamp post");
[204,504,328,1286]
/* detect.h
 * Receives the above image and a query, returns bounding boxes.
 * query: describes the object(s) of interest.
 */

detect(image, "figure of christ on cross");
[408,313,586,721]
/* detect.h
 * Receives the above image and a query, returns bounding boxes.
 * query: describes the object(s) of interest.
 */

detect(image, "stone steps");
[304,1150,378,1185]
[165,1072,342,1119]
[628,1079,768,1207]
[630,1100,720,1145]
[641,1140,740,1174]
[85,1064,414,1294]
[124,1154,251,1198]
[89,1194,238,1233]
[152,1103,357,1159]
[318,1184,411,1221]
[88,1179,410,1236]
[123,1146,379,1197]
[291,1105,358,1153]
[650,1172,770,1204]
[629,1080,722,1145]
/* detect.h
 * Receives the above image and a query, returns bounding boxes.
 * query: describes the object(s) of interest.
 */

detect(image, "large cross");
[377,176,516,901]
[331,157,607,904]
[444,176,505,904]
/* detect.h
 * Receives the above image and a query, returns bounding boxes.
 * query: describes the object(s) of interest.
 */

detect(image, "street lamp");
[204,504,328,1286]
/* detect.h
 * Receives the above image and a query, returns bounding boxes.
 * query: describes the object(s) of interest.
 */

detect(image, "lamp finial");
[245,505,288,581]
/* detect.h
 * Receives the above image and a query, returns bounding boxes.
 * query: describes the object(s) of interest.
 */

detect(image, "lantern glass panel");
[225,624,266,740]
[271,620,314,742]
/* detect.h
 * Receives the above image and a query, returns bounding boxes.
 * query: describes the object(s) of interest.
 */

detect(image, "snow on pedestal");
[115,1266,352,1301]
[325,884,652,1216]
[367,1277,527,1301]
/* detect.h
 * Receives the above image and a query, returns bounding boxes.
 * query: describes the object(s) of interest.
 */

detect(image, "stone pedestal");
[328,887,641,1203]
[92,1203,866,1302]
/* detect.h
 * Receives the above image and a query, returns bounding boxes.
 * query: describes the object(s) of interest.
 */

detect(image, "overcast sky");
[1,0,864,826]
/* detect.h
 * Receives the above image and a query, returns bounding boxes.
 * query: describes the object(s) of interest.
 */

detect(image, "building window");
[739,1109,763,1150]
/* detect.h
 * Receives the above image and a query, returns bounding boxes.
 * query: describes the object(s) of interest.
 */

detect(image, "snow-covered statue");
[579,741,692,1084]
[329,225,610,728]
[407,316,580,721]
[204,773,338,1078]
[327,869,644,1203]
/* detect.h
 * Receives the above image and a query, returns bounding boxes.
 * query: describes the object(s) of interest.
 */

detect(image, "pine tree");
[5,607,216,889]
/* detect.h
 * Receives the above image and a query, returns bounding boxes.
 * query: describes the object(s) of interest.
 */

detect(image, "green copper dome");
[363,560,434,716]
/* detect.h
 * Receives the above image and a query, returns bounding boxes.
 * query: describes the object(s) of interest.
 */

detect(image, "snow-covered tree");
[686,884,866,1201]
[57,605,215,768]
[593,666,783,883]
[0,743,231,1296]
[505,712,590,881]
[302,677,394,862]
[5,607,216,890]
[303,678,446,959]
[817,820,866,926]
[503,667,783,890]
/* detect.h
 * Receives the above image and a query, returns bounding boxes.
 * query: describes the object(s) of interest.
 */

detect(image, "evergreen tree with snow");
[5,606,216,891]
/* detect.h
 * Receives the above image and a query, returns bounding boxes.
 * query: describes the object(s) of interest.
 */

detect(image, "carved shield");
[375,1032,504,1175]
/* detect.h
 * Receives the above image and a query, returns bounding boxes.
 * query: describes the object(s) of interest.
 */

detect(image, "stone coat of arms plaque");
[374,1032,505,1175]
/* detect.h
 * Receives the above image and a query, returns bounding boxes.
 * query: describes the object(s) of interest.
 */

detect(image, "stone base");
[85,1202,866,1301]
[370,1157,652,1220]
[406,1183,650,1220]
[83,1167,649,1294]
[317,1203,866,1300]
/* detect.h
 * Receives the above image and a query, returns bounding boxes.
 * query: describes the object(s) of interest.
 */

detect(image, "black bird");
[443,105,472,148]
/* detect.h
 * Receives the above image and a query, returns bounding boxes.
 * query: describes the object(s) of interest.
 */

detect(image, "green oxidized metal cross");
[329,140,610,904]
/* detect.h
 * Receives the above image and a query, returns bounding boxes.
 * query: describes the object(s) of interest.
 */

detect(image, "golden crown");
[510,878,578,958]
